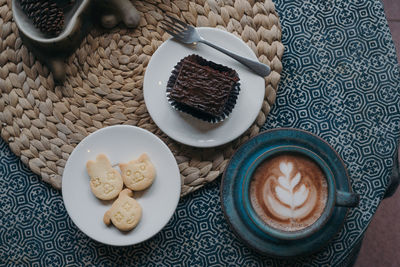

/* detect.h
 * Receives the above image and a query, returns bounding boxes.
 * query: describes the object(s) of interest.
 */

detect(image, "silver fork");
[160,15,271,77]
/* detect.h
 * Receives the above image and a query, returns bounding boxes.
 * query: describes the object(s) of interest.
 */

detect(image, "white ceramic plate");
[62,125,181,246]
[143,27,265,148]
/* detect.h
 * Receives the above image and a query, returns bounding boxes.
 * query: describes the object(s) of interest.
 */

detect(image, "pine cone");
[19,0,65,37]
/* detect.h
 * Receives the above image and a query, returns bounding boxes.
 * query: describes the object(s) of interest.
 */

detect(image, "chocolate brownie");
[166,54,240,122]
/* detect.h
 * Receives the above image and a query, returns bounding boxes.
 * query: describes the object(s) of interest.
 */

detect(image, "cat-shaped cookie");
[86,154,123,200]
[103,188,142,231]
[119,153,156,191]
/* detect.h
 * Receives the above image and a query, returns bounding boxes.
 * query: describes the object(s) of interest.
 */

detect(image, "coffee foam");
[249,154,328,232]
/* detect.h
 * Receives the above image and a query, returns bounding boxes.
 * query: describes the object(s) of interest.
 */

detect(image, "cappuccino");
[249,153,328,231]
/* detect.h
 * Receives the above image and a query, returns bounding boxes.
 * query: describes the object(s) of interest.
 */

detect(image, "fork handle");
[199,39,271,77]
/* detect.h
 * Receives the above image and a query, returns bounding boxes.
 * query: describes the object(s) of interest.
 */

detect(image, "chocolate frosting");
[167,54,240,120]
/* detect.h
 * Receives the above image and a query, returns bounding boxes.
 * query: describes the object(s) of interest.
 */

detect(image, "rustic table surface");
[1,0,400,266]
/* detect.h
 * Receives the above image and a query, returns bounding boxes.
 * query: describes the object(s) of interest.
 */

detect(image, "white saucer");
[62,125,181,246]
[143,27,265,148]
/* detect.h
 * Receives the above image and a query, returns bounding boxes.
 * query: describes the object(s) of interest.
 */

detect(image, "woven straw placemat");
[0,0,283,196]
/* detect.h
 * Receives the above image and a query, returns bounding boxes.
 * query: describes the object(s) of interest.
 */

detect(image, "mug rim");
[241,145,337,240]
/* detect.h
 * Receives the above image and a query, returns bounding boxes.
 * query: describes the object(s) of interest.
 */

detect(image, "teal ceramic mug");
[240,145,359,241]
[221,128,360,257]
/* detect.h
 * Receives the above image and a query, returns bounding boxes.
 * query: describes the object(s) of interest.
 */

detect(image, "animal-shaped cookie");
[119,153,156,191]
[86,154,123,200]
[103,189,142,231]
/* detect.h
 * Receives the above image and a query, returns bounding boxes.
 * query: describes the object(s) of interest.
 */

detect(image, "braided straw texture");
[0,0,283,196]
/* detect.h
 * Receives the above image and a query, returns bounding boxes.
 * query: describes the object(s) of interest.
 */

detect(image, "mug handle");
[336,190,360,207]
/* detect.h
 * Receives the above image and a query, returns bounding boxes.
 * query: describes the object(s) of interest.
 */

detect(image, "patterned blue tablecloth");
[1,0,400,266]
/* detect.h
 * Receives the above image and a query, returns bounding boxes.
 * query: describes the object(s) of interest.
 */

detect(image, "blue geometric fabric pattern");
[1,0,400,266]
[263,0,400,264]
[0,139,365,267]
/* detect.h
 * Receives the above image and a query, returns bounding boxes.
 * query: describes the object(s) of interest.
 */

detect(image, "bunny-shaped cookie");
[119,153,156,191]
[86,154,123,200]
[103,189,142,231]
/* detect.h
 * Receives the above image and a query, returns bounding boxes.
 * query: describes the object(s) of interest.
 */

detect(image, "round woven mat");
[0,0,283,196]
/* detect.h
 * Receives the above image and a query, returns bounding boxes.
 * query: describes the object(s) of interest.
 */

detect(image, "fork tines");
[160,15,189,38]
[166,15,188,27]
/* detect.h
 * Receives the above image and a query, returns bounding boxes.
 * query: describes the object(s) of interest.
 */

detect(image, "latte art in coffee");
[250,154,328,231]
[266,161,318,220]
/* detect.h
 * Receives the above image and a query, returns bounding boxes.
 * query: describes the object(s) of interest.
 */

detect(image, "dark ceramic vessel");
[221,128,359,258]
